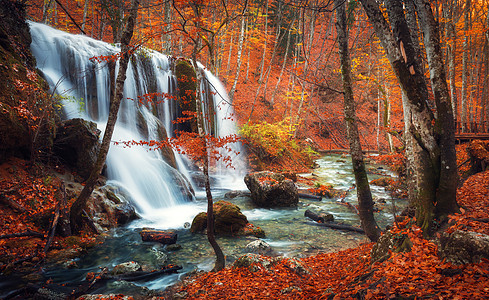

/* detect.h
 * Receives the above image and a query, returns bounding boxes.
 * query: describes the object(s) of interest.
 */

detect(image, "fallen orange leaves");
[175,169,489,299]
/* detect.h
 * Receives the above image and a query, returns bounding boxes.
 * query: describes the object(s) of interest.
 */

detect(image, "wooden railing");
[454,121,489,142]
[455,121,489,134]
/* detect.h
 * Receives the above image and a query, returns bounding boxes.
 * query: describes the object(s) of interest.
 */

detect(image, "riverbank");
[165,168,489,299]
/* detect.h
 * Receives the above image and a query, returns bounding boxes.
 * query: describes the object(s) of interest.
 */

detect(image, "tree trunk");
[448,1,458,125]
[359,0,458,236]
[161,0,172,55]
[257,0,269,83]
[81,0,89,31]
[191,59,225,272]
[335,0,380,242]
[229,4,248,102]
[414,0,459,219]
[225,22,235,78]
[70,0,139,234]
[271,17,294,105]
[190,3,225,272]
[461,0,471,132]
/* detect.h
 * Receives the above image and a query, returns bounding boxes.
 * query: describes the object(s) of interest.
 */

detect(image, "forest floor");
[166,145,489,300]
[0,158,100,275]
[1,146,489,299]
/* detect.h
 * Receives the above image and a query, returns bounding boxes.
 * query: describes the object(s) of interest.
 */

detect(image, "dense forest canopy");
[25,0,488,159]
[1,1,489,298]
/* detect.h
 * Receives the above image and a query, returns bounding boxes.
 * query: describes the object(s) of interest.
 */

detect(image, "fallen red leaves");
[175,163,489,299]
[176,227,489,299]
[0,158,97,272]
[450,169,489,236]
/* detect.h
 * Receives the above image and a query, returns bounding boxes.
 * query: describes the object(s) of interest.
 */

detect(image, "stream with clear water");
[41,154,404,295]
[25,21,406,296]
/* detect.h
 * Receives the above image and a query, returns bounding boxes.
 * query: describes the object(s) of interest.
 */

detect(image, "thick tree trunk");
[70,0,139,234]
[414,0,459,219]
[335,0,380,242]
[359,0,458,236]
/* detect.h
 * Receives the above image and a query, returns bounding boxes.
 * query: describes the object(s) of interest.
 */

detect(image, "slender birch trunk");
[461,0,471,132]
[229,4,248,102]
[335,0,380,242]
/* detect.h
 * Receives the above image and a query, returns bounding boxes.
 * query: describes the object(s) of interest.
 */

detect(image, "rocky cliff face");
[0,0,56,163]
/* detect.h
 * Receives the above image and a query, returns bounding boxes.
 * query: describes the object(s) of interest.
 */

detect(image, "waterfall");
[29,22,246,225]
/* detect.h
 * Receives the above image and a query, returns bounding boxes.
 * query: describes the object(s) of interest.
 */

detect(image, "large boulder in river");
[244,171,298,207]
[190,201,264,237]
[53,118,101,181]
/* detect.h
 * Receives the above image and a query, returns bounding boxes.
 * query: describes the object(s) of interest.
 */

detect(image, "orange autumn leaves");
[177,221,489,299]
[175,164,489,299]
[0,158,60,266]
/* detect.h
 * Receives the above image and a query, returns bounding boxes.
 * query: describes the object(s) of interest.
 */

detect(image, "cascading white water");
[200,68,248,189]
[29,22,246,225]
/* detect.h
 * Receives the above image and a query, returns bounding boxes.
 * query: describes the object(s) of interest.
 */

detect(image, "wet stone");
[111,261,142,275]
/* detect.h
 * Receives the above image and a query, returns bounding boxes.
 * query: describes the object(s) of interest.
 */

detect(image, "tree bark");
[461,0,471,132]
[359,0,458,236]
[448,1,458,125]
[190,2,225,272]
[257,0,269,83]
[140,229,177,244]
[70,0,139,234]
[229,3,248,102]
[414,0,459,219]
[335,0,380,242]
[161,0,172,54]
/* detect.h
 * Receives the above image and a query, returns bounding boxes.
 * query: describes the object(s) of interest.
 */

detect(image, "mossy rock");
[174,59,198,133]
[214,201,248,235]
[190,201,264,237]
[371,230,413,263]
[190,212,207,233]
[0,0,56,163]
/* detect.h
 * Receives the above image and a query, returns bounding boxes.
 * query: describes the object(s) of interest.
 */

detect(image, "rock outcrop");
[0,0,55,163]
[64,182,139,232]
[244,171,298,207]
[53,118,101,181]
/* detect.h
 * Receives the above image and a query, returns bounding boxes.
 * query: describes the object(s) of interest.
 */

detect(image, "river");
[41,154,404,295]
